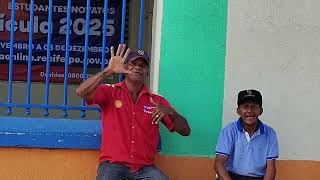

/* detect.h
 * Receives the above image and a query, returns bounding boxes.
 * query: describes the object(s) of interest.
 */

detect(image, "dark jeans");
[96,161,169,180]
[228,171,264,180]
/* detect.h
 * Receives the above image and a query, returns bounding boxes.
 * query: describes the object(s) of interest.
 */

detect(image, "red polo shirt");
[86,81,175,172]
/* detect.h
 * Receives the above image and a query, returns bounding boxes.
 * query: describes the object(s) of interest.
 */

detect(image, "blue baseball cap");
[126,49,150,65]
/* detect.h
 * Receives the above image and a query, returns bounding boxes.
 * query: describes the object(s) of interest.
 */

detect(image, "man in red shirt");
[76,44,191,180]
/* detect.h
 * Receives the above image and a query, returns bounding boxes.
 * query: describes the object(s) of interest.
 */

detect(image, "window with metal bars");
[0,0,157,149]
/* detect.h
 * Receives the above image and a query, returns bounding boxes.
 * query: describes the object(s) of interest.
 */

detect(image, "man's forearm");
[168,112,191,136]
[76,68,114,98]
[263,167,276,180]
[215,164,232,180]
[263,160,276,180]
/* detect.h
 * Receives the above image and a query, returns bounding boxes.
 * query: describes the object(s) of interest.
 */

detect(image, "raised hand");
[150,97,174,125]
[104,44,132,74]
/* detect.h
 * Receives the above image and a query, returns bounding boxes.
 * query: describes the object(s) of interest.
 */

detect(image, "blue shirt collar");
[236,118,265,134]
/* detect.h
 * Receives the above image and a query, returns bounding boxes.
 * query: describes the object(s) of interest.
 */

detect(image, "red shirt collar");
[114,81,152,97]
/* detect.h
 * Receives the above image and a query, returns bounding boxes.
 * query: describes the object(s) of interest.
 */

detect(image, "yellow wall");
[0,148,319,180]
[0,148,98,180]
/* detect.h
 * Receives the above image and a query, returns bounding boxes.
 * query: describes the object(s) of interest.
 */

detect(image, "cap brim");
[127,56,149,65]
[238,97,261,105]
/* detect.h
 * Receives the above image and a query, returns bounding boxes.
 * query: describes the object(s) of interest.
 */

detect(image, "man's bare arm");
[167,111,191,136]
[150,98,191,136]
[76,69,114,102]
[263,160,276,180]
[214,155,232,180]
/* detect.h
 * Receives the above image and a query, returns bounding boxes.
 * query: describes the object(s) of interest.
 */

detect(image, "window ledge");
[0,117,101,149]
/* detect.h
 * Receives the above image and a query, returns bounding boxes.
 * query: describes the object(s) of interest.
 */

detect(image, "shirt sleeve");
[85,84,112,108]
[267,128,279,160]
[215,126,235,157]
[158,97,175,132]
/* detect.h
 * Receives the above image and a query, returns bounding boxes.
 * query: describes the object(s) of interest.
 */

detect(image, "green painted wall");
[158,0,228,156]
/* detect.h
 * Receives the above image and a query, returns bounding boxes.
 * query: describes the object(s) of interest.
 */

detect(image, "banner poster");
[0,0,122,83]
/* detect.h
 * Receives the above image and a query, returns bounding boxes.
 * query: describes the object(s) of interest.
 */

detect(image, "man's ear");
[259,107,263,116]
[237,107,240,116]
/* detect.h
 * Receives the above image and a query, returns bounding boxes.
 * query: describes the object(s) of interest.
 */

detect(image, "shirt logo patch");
[114,100,123,108]
[143,105,155,114]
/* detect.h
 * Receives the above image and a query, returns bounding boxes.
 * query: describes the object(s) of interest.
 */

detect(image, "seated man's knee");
[160,173,169,180]
[156,173,169,180]
[138,166,169,180]
[148,169,168,180]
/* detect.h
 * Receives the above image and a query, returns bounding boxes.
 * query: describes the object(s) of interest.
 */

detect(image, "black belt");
[228,171,264,180]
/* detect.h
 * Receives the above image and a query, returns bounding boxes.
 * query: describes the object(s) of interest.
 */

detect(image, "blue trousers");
[96,161,169,180]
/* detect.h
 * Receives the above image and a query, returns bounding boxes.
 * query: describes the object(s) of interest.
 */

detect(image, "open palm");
[104,44,132,74]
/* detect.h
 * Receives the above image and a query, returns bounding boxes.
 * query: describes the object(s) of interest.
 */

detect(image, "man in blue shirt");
[214,89,279,180]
